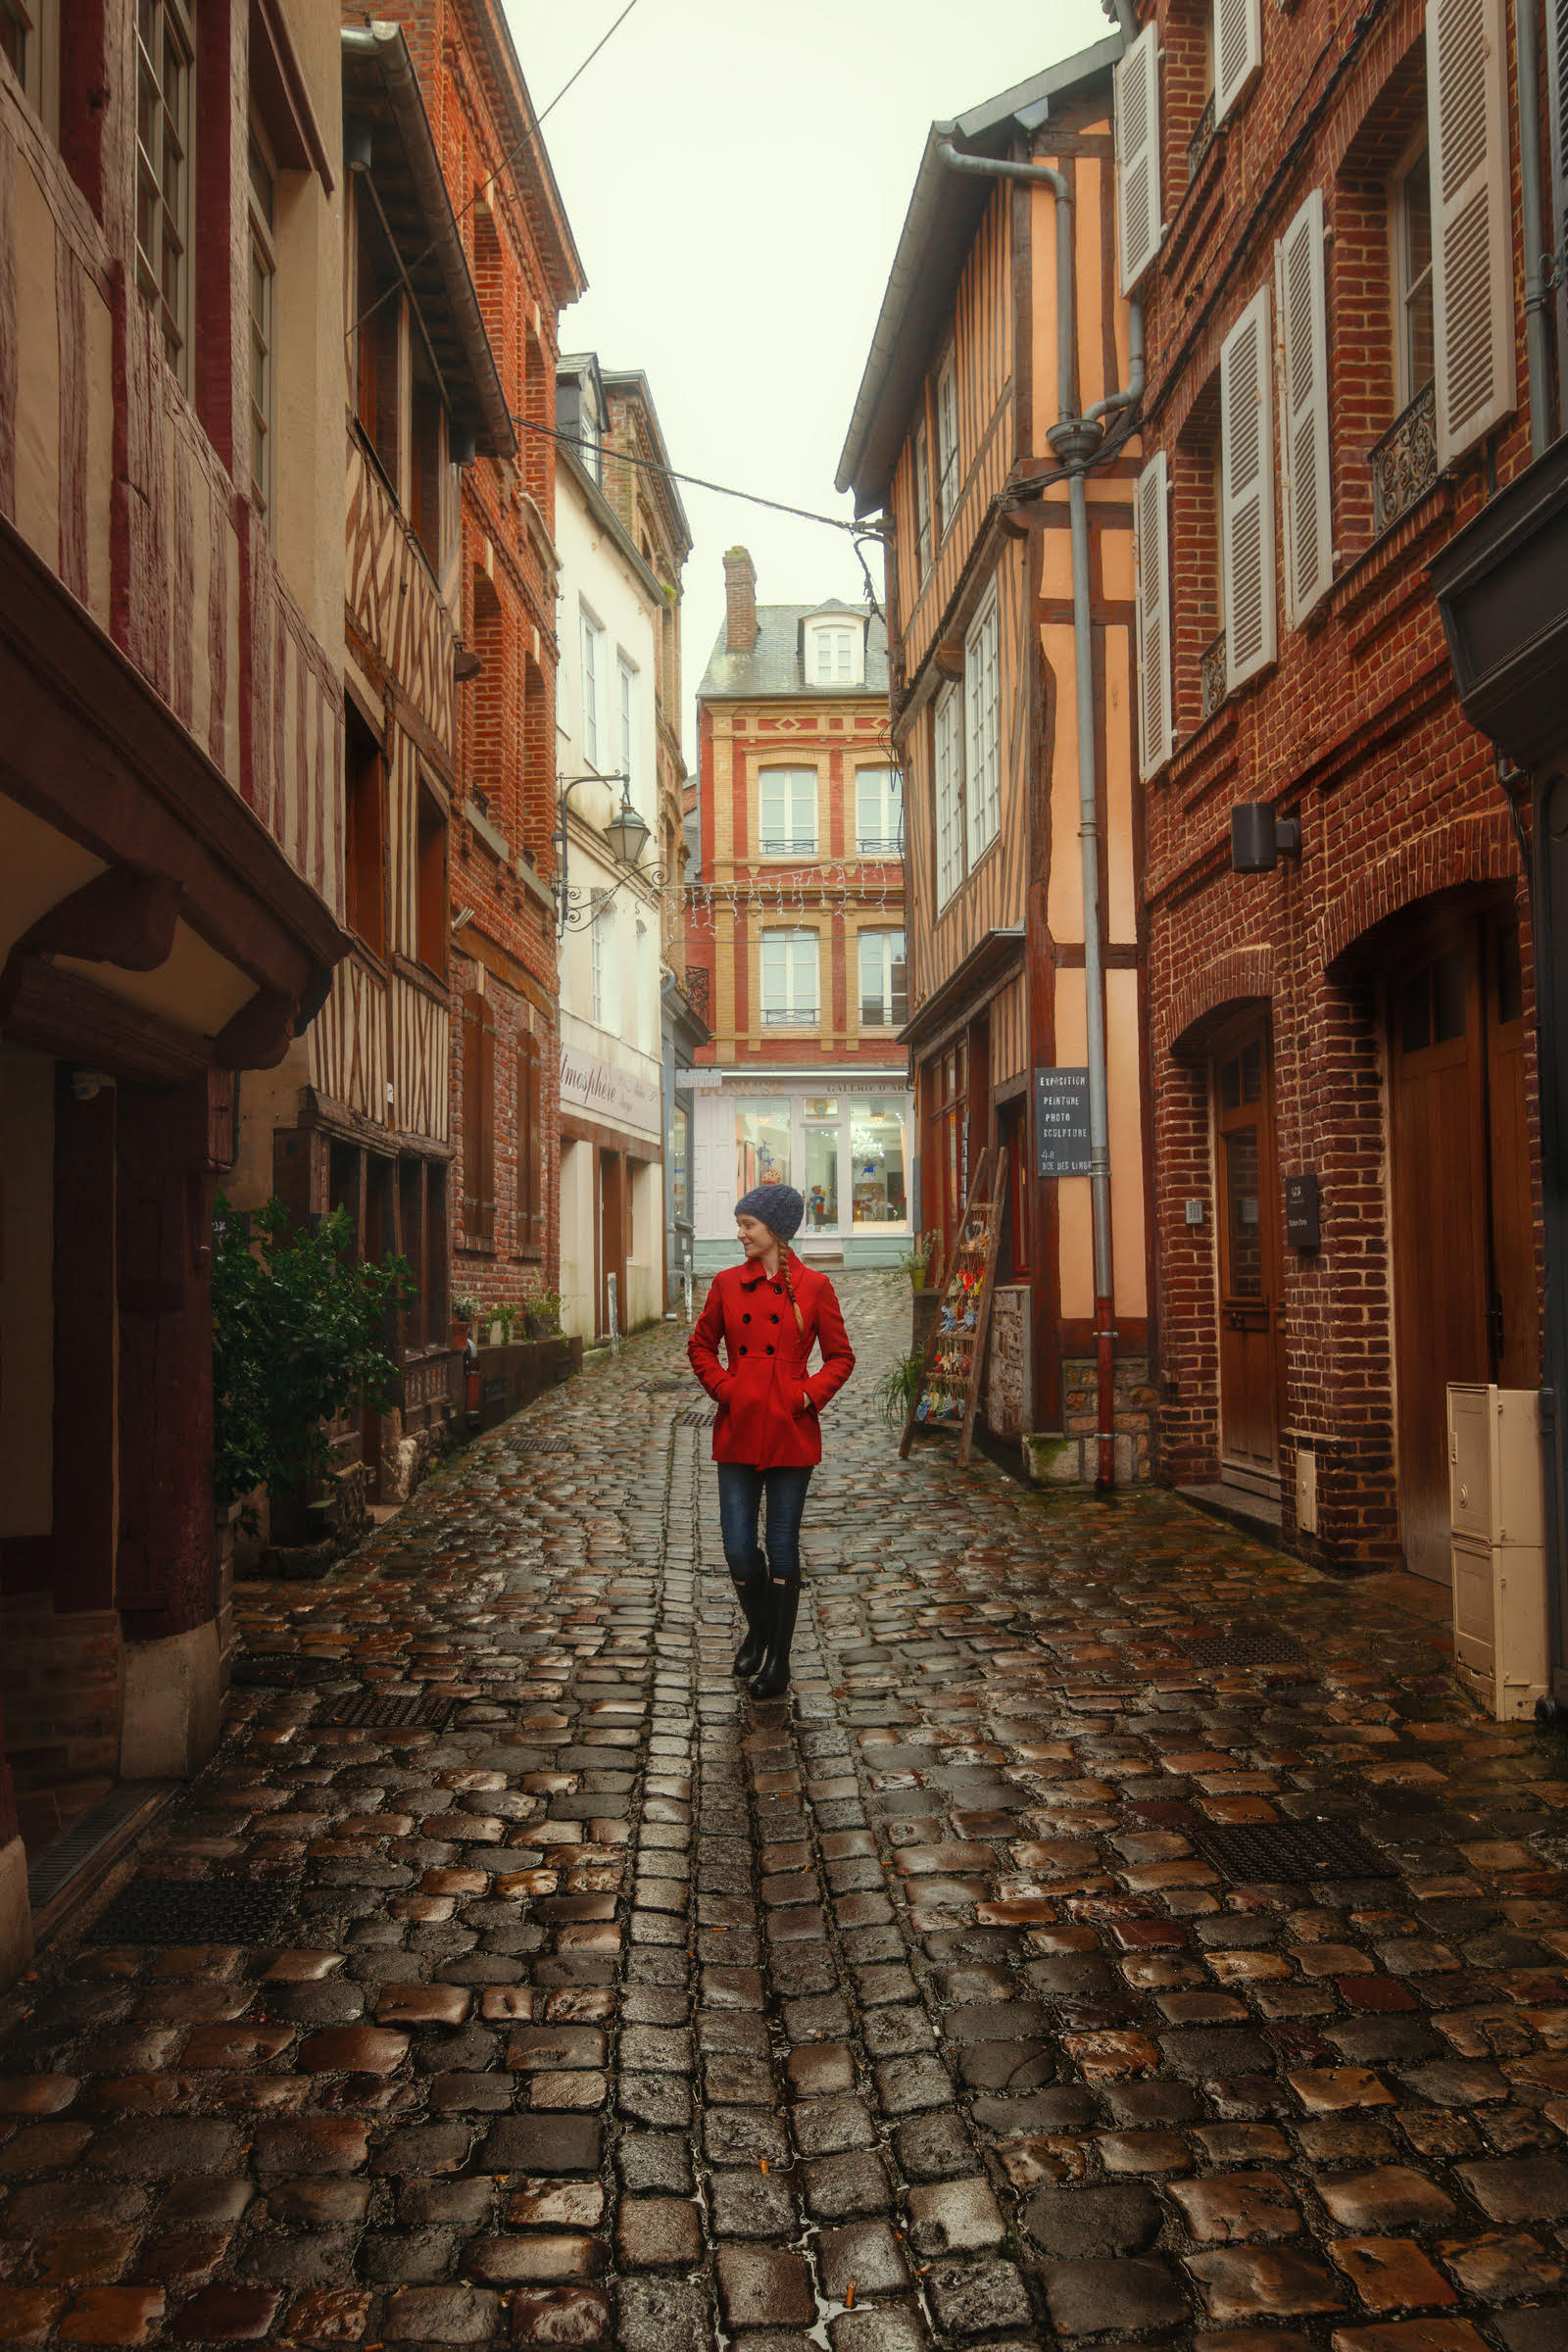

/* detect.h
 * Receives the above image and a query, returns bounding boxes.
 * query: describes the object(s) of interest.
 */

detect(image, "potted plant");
[486,1299,519,1347]
[451,1293,482,1350]
[525,1290,563,1342]
[873,1349,927,1430]
[900,1233,934,1290]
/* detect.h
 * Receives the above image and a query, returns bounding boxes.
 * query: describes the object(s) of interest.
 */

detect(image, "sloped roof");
[697,606,890,702]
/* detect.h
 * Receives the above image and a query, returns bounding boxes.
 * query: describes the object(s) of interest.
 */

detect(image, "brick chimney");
[723,545,758,653]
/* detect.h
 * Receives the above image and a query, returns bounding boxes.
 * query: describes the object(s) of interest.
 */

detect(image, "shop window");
[344,708,386,957]
[416,787,446,976]
[135,0,195,386]
[804,1101,840,1232]
[669,1100,690,1226]
[736,1101,792,1195]
[462,991,495,1244]
[851,1102,906,1229]
[516,1030,543,1252]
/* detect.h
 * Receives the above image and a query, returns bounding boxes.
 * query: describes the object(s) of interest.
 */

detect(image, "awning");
[899,926,1025,1054]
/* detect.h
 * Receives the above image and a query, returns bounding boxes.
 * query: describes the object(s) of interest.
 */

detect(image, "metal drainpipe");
[937,135,1142,1491]
[1513,0,1553,456]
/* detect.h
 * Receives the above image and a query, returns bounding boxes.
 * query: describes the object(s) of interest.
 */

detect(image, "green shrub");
[212,1196,416,1525]
[873,1349,927,1430]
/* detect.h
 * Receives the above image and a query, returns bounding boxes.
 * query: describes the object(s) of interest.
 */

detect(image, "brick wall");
[1138,0,1544,1568]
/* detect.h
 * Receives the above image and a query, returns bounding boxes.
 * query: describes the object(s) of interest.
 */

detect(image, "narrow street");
[0,1278,1563,2350]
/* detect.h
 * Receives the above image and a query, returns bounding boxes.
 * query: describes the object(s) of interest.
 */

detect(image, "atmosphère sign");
[1035,1066,1093,1178]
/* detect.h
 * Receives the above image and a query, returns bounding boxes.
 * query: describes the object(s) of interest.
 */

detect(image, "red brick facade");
[1134,0,1544,1569]
[374,1,584,1313]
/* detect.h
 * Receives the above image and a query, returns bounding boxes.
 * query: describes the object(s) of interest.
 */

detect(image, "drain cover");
[231,1653,346,1687]
[89,1878,298,1943]
[1186,1631,1307,1667]
[312,1690,456,1730]
[513,1435,572,1454]
[677,1406,715,1429]
[644,1379,689,1395]
[1188,1819,1397,1883]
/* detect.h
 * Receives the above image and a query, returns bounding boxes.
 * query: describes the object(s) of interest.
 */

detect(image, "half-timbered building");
[0,0,348,1978]
[839,39,1152,1472]
[233,19,516,1507]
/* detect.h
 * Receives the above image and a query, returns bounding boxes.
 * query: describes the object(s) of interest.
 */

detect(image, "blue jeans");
[717,1462,812,1590]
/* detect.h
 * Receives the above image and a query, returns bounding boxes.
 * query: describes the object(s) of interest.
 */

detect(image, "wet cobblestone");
[0,1273,1565,2344]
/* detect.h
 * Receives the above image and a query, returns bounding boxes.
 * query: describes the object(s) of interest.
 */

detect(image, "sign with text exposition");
[1035,1067,1092,1177]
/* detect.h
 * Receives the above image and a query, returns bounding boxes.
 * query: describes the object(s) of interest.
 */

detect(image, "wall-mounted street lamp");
[555,773,669,935]
[1230,804,1302,873]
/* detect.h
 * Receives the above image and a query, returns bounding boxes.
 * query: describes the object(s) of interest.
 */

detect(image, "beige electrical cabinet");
[1447,1384,1548,1720]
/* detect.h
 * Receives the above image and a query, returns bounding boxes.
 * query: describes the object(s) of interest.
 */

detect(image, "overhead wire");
[513,416,887,540]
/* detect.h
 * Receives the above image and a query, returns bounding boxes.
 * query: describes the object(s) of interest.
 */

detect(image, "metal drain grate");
[88,1878,298,1943]
[644,1379,690,1395]
[312,1690,456,1730]
[677,1406,716,1429]
[230,1653,346,1687]
[1185,1631,1307,1667]
[1187,1818,1397,1883]
[26,1783,173,1918]
[512,1435,572,1454]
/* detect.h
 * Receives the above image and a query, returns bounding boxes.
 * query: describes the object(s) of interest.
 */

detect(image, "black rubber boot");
[731,1571,768,1678]
[750,1579,800,1701]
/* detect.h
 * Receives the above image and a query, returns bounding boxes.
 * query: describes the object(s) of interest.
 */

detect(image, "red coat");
[688,1252,855,1467]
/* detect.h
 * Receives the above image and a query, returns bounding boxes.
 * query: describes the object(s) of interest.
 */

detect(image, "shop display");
[899,1148,1005,1466]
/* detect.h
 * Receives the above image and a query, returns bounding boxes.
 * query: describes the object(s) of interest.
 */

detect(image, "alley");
[0,1277,1563,2351]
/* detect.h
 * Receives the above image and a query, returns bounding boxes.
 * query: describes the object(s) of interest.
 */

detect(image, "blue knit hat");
[735,1183,804,1242]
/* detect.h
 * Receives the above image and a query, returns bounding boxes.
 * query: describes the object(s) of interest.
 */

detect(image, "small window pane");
[1224,1127,1263,1297]
[737,1102,792,1194]
[1432,946,1467,1043]
[852,1102,907,1227]
[804,1125,839,1231]
[1496,923,1523,1024]
[1399,972,1431,1055]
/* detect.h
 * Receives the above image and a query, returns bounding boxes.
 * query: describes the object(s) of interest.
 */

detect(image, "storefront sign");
[560,1047,661,1134]
[1035,1067,1092,1177]
[1285,1171,1321,1249]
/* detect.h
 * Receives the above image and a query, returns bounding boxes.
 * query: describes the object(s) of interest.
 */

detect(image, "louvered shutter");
[1134,450,1173,778]
[1427,0,1516,466]
[1220,285,1277,691]
[1549,0,1568,395]
[1214,0,1261,122]
[1115,24,1162,294]
[1279,189,1334,625]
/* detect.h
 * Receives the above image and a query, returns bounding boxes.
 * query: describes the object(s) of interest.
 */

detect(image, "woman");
[688,1184,856,1699]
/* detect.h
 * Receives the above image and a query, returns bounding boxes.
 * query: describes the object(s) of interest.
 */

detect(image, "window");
[410,342,446,574]
[1427,0,1515,465]
[399,1155,425,1342]
[669,1101,691,1225]
[964,588,1001,866]
[4,0,59,137]
[736,1102,792,1195]
[935,354,958,533]
[858,930,907,1028]
[913,421,932,577]
[1219,285,1276,693]
[934,683,964,907]
[759,767,816,856]
[1391,142,1435,410]
[635,917,654,1052]
[1135,448,1175,771]
[591,898,616,1028]
[248,126,276,523]
[355,178,401,486]
[812,626,855,684]
[1114,23,1161,294]
[516,1030,543,1251]
[1279,187,1333,625]
[760,929,819,1027]
[581,607,603,766]
[617,655,636,791]
[344,707,386,957]
[856,766,903,856]
[804,1099,840,1231]
[851,1102,907,1228]
[577,379,602,482]
[1213,0,1262,122]
[135,0,195,385]
[416,787,446,976]
[461,991,495,1244]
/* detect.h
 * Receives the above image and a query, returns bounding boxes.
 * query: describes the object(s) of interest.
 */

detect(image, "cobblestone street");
[0,1274,1565,2349]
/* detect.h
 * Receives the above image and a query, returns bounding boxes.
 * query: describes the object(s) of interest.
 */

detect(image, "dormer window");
[804,613,865,688]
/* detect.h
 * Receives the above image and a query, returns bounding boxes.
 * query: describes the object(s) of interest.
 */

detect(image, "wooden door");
[1391,916,1540,1582]
[1213,1020,1284,1493]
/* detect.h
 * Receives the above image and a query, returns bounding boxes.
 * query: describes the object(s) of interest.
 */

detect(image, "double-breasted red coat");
[688,1251,855,1468]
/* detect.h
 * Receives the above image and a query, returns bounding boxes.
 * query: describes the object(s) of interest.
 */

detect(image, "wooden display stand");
[899,1149,1005,1467]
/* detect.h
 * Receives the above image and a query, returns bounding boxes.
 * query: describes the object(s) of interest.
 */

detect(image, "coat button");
[743,1313,751,1323]
[770,1313,779,1324]
[766,1345,775,1354]
[772,1284,781,1295]
[739,1345,748,1355]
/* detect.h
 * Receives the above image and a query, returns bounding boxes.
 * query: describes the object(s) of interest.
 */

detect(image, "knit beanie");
[735,1183,805,1243]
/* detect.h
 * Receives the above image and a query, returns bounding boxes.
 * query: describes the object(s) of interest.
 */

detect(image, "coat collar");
[737,1249,803,1291]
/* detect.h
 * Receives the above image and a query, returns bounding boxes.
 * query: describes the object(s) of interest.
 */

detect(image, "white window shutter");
[1220,285,1277,692]
[1279,189,1334,625]
[1214,0,1262,122]
[1428,0,1516,466]
[1133,450,1173,778]
[1114,25,1161,295]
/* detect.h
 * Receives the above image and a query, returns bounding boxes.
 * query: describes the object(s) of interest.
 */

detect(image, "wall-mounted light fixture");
[344,117,373,174]
[1230,804,1302,873]
[452,906,475,934]
[454,645,483,683]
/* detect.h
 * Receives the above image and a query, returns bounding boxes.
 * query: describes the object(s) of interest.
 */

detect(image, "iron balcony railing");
[1200,629,1227,720]
[856,832,904,856]
[1370,379,1437,537]
[760,1005,819,1025]
[1188,90,1216,180]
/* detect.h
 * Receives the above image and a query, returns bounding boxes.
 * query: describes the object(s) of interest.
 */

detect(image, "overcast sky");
[502,0,1110,760]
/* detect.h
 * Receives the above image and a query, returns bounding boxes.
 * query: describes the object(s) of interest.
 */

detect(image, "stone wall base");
[120,1621,220,1781]
[1025,1355,1155,1486]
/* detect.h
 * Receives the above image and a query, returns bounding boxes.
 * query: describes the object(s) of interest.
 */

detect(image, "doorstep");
[1175,1481,1286,1545]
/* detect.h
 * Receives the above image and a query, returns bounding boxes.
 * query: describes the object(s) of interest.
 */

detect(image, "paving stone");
[1169,2173,1303,2242]
[614,2277,714,2352]
[614,2199,703,2269]
[802,2149,892,2220]
[1042,2257,1188,2336]
[382,2286,502,2341]
[922,2259,1034,2337]
[1021,2181,1162,2258]
[714,2246,814,2328]
[707,2167,799,2236]
[816,2220,909,2298]
[1185,2248,1349,2321]
[1451,2155,1568,2222]
[1315,2170,1457,2230]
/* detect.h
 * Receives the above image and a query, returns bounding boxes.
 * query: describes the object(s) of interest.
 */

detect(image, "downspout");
[937,129,1141,1492]
[1513,0,1553,457]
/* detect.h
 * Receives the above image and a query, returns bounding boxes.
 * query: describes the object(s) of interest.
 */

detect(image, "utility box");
[1447,1384,1548,1720]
